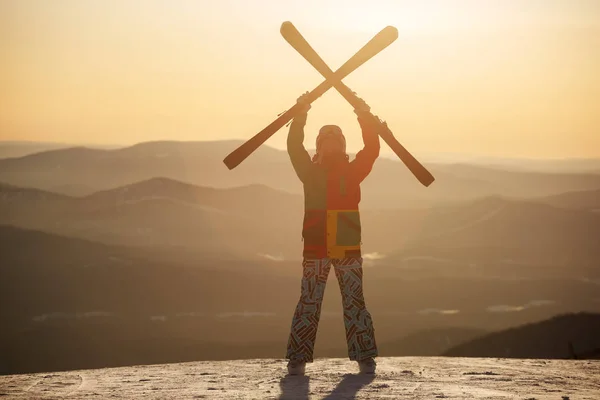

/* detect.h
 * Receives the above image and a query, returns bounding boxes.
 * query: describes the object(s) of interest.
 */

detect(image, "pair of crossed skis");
[223,21,435,187]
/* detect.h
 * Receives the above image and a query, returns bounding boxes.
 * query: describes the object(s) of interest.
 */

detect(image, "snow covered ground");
[1,357,598,399]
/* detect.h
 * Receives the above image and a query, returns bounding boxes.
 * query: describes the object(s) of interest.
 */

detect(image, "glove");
[353,96,380,130]
[353,95,371,117]
[296,91,311,114]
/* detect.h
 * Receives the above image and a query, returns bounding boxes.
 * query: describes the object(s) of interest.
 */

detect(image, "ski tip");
[383,26,399,39]
[280,21,294,32]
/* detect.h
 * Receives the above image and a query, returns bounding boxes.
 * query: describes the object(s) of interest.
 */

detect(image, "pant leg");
[286,258,331,363]
[333,257,378,361]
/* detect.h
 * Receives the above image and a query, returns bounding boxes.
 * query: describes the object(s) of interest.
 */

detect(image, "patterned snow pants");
[286,257,378,363]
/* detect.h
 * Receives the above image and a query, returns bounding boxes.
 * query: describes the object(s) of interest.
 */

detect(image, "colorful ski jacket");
[287,112,380,259]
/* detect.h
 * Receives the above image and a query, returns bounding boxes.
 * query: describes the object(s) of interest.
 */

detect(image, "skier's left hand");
[296,91,311,114]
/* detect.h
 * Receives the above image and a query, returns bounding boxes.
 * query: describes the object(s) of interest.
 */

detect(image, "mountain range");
[1,139,600,374]
[2,141,600,209]
[2,176,599,265]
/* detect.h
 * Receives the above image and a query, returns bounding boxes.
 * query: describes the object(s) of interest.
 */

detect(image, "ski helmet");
[316,125,346,154]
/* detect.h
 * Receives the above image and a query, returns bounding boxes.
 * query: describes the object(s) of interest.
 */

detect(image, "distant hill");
[0,178,304,258]
[443,313,600,359]
[458,157,600,174]
[0,141,118,160]
[530,188,600,211]
[0,140,297,195]
[0,224,299,320]
[2,140,600,209]
[3,223,597,324]
[82,177,300,217]
[0,181,71,199]
[3,180,600,265]
[0,141,71,159]
[367,196,600,265]
[2,225,600,374]
[378,327,487,356]
[0,320,290,374]
[421,163,600,201]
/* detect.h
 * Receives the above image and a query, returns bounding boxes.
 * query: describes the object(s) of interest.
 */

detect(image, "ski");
[223,25,398,170]
[280,21,434,187]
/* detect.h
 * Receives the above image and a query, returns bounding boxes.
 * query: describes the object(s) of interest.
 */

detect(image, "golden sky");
[1,0,599,158]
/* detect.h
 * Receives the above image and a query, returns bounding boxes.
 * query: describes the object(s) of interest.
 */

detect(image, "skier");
[285,92,380,375]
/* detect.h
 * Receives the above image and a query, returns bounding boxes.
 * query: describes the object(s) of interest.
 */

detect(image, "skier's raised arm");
[287,92,313,182]
[351,99,381,182]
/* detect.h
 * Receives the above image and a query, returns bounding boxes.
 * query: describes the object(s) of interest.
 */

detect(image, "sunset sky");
[1,0,599,158]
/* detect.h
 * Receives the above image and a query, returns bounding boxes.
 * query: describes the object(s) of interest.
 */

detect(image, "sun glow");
[2,0,599,157]
[309,1,480,36]
[308,0,553,37]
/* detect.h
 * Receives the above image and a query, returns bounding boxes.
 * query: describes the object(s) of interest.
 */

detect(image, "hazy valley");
[1,140,599,374]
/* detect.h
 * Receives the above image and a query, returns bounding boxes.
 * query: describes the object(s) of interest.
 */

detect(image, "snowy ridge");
[0,357,597,399]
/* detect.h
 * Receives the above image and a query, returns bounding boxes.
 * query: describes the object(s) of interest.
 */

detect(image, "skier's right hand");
[296,91,311,114]
[354,98,379,129]
[353,96,371,116]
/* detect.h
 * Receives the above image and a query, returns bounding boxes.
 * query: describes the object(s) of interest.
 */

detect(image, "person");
[285,91,381,376]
